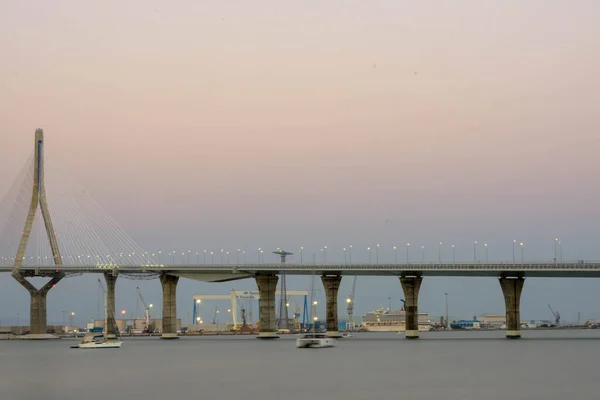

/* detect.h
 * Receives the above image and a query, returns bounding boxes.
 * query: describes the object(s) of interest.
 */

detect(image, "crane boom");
[136,287,150,331]
[548,304,560,326]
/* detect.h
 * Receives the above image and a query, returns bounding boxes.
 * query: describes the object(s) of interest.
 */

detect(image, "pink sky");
[1,1,600,323]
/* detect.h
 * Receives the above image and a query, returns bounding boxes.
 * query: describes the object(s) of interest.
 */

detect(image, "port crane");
[548,304,560,326]
[346,276,358,331]
[136,287,152,332]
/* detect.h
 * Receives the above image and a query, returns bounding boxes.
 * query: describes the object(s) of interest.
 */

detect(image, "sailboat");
[71,279,123,349]
[296,267,335,349]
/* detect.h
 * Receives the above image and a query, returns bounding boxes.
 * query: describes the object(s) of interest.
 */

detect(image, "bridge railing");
[2,261,600,272]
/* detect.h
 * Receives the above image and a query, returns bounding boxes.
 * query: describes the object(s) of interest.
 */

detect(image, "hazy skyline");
[1,1,599,326]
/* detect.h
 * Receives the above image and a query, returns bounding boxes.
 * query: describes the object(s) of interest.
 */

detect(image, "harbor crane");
[548,304,560,326]
[346,276,357,331]
[136,287,152,332]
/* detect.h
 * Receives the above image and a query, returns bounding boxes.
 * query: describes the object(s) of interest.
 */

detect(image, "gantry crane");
[136,287,151,332]
[548,304,560,326]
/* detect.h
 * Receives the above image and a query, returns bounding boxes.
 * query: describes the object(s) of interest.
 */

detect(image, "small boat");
[71,278,123,349]
[71,333,122,349]
[296,267,336,349]
[296,332,336,348]
[340,333,353,339]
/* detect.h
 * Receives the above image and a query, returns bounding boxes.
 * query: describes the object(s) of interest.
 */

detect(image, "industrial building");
[92,318,181,334]
[479,314,507,328]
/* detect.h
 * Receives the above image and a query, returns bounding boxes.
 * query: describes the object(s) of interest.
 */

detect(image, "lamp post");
[376,244,379,265]
[343,248,347,265]
[393,246,397,263]
[559,241,563,262]
[484,243,488,263]
[300,246,303,264]
[406,243,410,263]
[473,241,477,262]
[451,244,455,263]
[348,245,352,264]
[70,311,75,327]
[554,238,558,262]
[438,242,442,263]
[421,245,425,263]
[512,240,516,264]
[367,247,371,264]
[520,242,524,262]
[323,246,328,264]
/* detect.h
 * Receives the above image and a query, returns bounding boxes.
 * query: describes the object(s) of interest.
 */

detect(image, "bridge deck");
[3,262,600,278]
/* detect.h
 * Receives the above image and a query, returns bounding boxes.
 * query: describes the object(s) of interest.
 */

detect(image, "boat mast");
[309,266,316,333]
[104,288,108,339]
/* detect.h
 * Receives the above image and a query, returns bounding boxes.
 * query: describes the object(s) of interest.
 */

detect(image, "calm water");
[1,330,599,400]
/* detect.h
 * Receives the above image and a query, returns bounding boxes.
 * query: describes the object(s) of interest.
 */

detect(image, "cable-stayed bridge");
[1,129,599,340]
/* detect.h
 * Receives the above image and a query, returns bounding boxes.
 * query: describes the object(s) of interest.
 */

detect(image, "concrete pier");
[104,273,117,338]
[160,274,179,339]
[321,275,342,337]
[255,274,279,339]
[11,274,62,339]
[399,275,423,339]
[499,276,525,339]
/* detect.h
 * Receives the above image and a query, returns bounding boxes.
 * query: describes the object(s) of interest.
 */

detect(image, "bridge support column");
[12,273,62,339]
[400,276,423,339]
[30,290,48,336]
[499,276,524,339]
[160,274,179,340]
[321,275,342,337]
[255,274,279,339]
[103,273,118,339]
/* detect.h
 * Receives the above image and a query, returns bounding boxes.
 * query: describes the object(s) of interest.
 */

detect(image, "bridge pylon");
[11,129,64,339]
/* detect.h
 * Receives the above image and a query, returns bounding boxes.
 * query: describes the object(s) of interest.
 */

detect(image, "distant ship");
[361,307,432,332]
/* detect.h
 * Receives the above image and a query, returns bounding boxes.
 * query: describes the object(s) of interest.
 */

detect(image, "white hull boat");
[72,339,123,349]
[340,333,353,339]
[296,333,336,348]
[71,279,123,349]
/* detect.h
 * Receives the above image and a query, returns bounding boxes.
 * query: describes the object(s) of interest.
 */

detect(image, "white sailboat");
[296,268,336,349]
[71,279,123,349]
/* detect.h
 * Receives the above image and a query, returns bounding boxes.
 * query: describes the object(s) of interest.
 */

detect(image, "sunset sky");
[1,1,599,326]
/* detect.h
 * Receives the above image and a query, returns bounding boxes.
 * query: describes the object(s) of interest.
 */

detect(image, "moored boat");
[296,332,336,348]
[71,278,123,349]
[71,333,122,349]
